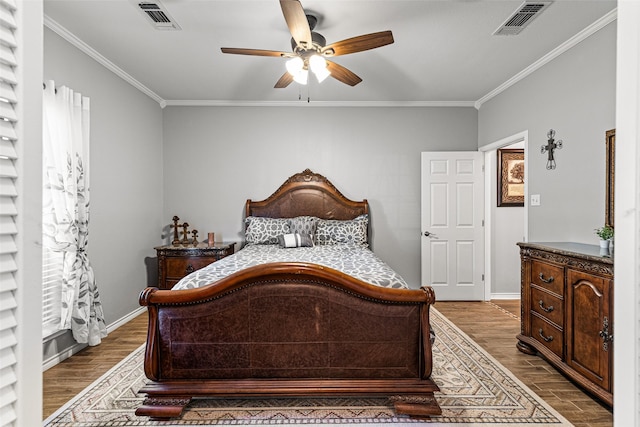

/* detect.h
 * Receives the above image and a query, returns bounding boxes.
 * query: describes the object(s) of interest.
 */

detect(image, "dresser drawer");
[531,314,563,358]
[165,256,217,279]
[530,287,563,327]
[531,260,564,296]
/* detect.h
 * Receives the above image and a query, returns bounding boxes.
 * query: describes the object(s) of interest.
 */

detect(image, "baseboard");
[42,306,147,371]
[490,293,521,300]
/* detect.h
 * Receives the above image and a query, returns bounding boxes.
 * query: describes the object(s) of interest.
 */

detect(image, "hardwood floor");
[43,300,613,426]
[436,301,612,427]
[42,311,148,419]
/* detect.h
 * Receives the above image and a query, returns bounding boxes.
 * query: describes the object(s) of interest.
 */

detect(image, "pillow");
[288,216,319,236]
[315,214,368,246]
[277,233,314,248]
[244,216,290,245]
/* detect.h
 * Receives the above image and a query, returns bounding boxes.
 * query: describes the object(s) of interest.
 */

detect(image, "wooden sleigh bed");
[136,169,441,420]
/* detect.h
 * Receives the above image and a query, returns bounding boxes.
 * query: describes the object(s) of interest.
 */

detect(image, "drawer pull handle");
[538,328,554,343]
[185,264,195,274]
[538,273,554,284]
[538,300,554,313]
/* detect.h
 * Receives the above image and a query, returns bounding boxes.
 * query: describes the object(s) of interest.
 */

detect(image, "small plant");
[594,225,614,240]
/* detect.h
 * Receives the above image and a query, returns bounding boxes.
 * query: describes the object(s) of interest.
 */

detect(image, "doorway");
[480,131,528,300]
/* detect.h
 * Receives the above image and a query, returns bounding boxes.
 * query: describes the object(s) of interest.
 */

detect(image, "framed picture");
[497,149,525,207]
[605,129,615,228]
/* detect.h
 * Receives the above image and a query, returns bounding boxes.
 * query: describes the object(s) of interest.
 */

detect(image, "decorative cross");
[191,229,199,246]
[181,222,190,244]
[540,129,563,170]
[170,216,180,245]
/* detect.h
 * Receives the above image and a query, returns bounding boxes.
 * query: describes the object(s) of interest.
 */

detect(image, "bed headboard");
[245,169,369,220]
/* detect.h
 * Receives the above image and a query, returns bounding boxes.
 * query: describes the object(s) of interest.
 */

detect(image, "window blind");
[0,0,19,425]
[42,248,62,337]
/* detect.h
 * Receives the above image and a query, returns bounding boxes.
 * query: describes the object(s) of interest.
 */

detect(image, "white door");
[421,152,484,301]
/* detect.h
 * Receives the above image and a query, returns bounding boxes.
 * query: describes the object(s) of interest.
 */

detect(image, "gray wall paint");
[479,22,616,244]
[162,106,478,288]
[44,29,163,358]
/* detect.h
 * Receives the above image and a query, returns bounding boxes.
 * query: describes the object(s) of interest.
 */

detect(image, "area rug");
[43,308,572,426]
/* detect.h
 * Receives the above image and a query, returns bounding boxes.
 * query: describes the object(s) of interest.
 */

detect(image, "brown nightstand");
[155,242,236,289]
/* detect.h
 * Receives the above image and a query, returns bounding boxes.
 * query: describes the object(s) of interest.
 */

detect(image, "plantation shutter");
[0,0,19,425]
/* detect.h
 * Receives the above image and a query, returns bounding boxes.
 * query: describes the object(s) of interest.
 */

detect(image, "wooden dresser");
[155,242,236,290]
[517,242,613,406]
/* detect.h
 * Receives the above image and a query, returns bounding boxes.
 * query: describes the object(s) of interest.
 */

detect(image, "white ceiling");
[43,0,617,107]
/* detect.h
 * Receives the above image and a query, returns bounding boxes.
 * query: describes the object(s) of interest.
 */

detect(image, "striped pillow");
[277,233,314,248]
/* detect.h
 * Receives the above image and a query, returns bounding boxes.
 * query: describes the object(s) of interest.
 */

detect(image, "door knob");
[423,231,437,238]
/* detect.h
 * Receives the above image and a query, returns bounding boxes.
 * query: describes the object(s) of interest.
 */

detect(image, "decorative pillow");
[244,216,290,245]
[277,233,315,248]
[315,214,368,246]
[289,216,319,236]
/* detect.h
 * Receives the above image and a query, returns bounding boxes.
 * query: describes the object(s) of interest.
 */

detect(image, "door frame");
[479,130,529,301]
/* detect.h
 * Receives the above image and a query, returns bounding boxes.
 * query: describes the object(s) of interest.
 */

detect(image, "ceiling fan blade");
[221,47,290,57]
[280,0,312,49]
[326,60,362,86]
[322,31,394,57]
[274,72,294,88]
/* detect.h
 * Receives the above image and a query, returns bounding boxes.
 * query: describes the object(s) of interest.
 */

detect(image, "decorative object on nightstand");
[155,242,236,290]
[170,215,181,244]
[181,222,190,244]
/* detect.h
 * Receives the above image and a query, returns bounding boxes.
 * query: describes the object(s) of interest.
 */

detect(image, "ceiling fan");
[220,0,394,88]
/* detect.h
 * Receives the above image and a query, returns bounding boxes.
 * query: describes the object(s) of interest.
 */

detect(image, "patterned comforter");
[172,244,409,290]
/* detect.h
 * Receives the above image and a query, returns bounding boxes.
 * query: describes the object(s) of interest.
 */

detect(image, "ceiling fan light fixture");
[314,65,330,83]
[308,54,326,72]
[293,68,309,85]
[285,56,304,75]
[309,54,330,83]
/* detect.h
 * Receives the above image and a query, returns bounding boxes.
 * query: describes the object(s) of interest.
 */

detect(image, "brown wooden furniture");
[517,242,613,406]
[135,169,441,420]
[155,243,236,290]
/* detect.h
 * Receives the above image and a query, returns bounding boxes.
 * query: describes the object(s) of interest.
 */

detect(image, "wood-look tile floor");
[43,300,613,426]
[436,301,612,427]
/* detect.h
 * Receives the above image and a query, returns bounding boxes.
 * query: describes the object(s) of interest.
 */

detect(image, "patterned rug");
[43,308,572,426]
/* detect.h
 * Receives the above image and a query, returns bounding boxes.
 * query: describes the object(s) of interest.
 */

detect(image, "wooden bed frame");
[136,169,441,420]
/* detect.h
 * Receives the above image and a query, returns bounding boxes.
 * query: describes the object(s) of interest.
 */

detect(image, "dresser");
[517,242,613,406]
[155,242,236,290]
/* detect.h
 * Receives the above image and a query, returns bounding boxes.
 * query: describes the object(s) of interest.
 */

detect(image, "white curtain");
[42,80,107,346]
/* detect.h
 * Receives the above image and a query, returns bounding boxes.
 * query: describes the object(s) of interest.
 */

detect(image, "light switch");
[530,194,541,206]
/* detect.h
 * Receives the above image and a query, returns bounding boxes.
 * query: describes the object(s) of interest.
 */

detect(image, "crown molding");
[474,8,617,110]
[163,100,476,108]
[45,8,616,111]
[43,15,167,108]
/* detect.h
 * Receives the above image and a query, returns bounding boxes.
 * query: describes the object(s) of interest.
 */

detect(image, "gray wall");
[479,22,616,244]
[43,28,164,358]
[162,106,478,288]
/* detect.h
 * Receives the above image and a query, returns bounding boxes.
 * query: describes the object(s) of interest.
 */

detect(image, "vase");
[599,239,610,249]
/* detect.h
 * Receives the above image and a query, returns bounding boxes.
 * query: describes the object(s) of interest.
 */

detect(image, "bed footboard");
[136,262,440,420]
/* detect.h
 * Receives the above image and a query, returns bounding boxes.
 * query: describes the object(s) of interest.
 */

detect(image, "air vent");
[493,2,551,36]
[137,1,181,30]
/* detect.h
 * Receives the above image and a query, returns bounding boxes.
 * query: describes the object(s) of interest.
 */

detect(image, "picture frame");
[605,129,615,228]
[497,148,525,207]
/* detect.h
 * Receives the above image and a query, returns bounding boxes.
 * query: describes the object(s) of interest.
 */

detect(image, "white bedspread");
[172,244,409,290]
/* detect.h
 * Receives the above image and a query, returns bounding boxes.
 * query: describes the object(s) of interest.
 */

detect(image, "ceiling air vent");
[493,2,551,36]
[137,1,181,30]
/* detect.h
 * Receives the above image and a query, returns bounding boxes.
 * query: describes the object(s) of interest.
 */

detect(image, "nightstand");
[155,242,236,289]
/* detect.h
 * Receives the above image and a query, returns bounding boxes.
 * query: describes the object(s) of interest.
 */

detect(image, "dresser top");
[155,242,236,251]
[517,241,613,264]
